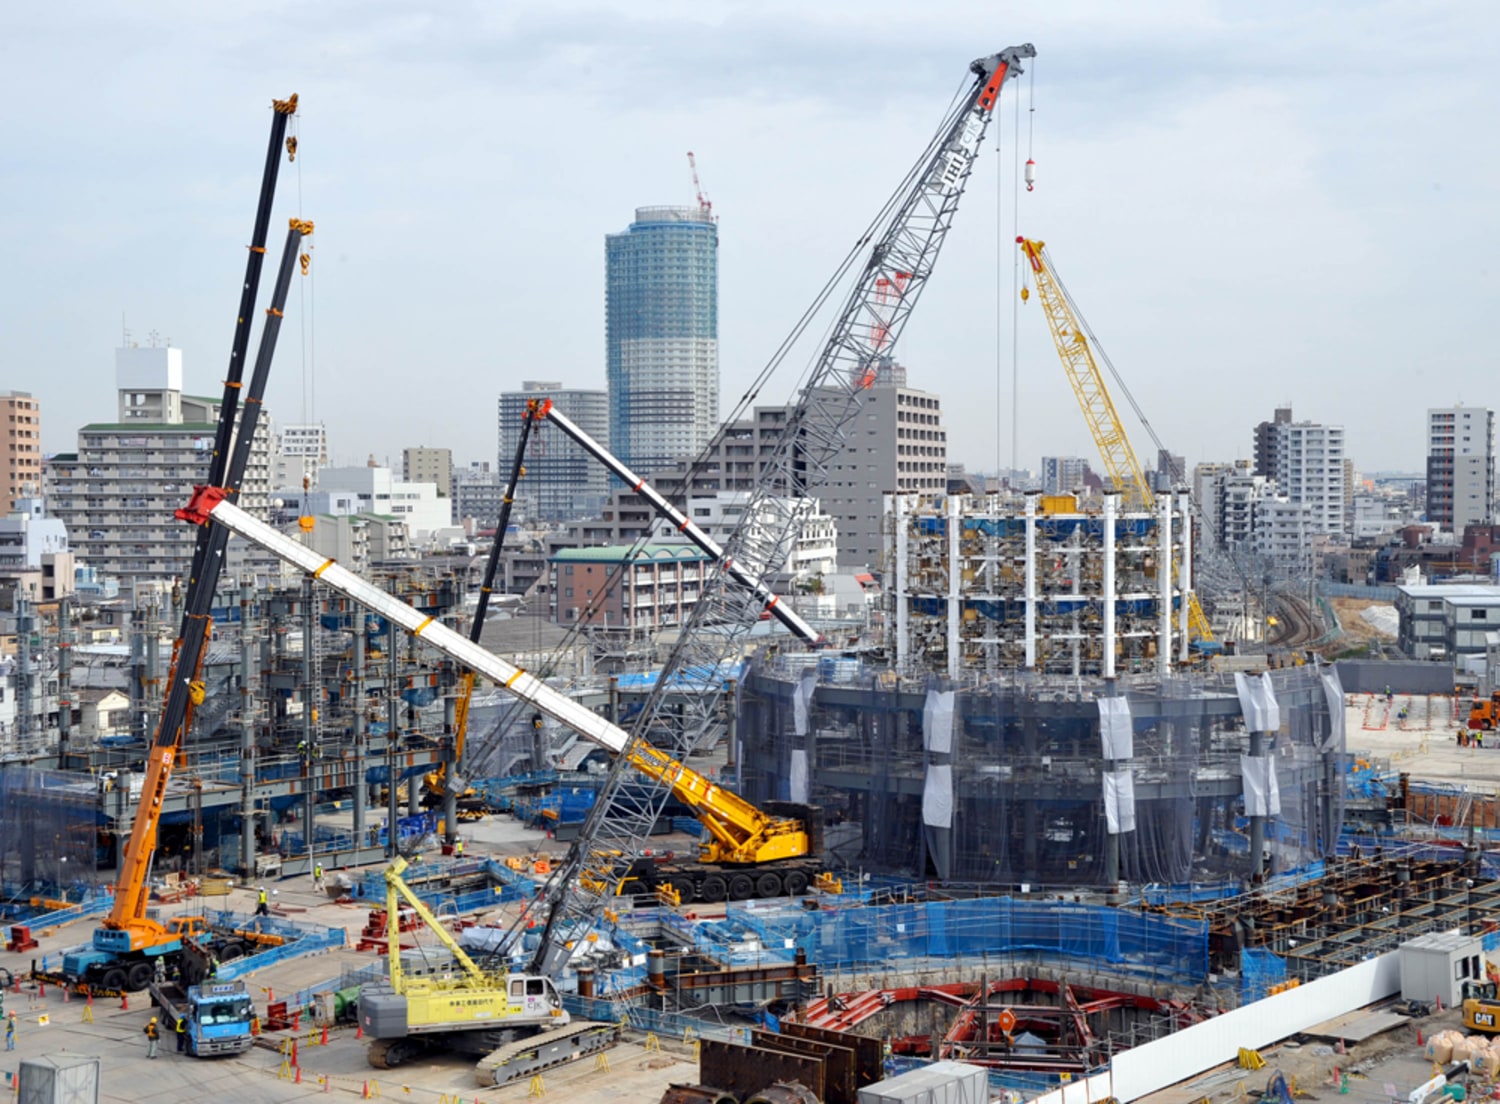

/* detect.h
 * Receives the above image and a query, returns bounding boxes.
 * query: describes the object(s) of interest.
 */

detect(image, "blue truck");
[147,977,256,1057]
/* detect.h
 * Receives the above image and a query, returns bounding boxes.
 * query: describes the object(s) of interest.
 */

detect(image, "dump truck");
[148,976,255,1057]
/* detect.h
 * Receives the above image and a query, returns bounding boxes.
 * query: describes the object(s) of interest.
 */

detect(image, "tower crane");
[1017,236,1214,643]
[687,150,712,218]
[523,44,1036,976]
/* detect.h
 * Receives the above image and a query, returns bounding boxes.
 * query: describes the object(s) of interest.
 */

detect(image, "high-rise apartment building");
[1258,409,1346,537]
[49,346,272,584]
[605,205,718,477]
[1253,405,1293,478]
[498,383,610,520]
[402,446,452,499]
[0,392,42,515]
[274,424,329,492]
[1426,405,1494,534]
[1041,456,1091,496]
[452,461,504,528]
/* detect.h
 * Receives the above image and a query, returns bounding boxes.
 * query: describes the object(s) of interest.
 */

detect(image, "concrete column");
[1102,493,1117,680]
[1024,492,1038,670]
[947,493,961,679]
[894,494,910,672]
[1156,495,1172,677]
[1248,730,1266,878]
[1177,490,1192,664]
[239,583,257,878]
[352,613,367,847]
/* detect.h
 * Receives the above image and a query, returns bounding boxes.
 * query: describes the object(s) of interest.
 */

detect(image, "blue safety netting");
[1241,946,1287,1003]
[700,897,1209,981]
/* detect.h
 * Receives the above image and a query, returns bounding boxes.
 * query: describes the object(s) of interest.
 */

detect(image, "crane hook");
[286,136,298,163]
[1024,158,1036,192]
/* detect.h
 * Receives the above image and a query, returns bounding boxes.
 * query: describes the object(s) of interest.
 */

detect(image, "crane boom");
[445,398,546,792]
[534,400,821,646]
[1017,236,1214,642]
[527,45,1036,975]
[174,486,802,866]
[99,96,301,952]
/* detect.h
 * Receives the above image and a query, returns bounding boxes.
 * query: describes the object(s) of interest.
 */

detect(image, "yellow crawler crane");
[1017,236,1214,643]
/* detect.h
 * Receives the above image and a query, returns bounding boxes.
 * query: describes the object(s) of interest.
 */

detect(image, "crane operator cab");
[509,976,565,1020]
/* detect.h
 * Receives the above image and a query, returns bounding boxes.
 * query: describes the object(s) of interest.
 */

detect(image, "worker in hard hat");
[143,1016,159,1059]
[255,886,269,917]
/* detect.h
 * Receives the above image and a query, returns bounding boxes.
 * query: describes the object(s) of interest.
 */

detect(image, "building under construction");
[736,658,1344,891]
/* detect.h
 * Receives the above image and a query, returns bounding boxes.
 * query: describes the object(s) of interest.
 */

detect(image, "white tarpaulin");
[793,670,816,736]
[922,763,954,828]
[1103,769,1136,834]
[1235,671,1282,734]
[923,689,955,753]
[789,748,809,804]
[1240,754,1281,817]
[1099,696,1133,760]
[1320,667,1346,752]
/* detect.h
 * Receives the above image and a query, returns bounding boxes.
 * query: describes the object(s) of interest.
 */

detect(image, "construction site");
[5,45,1500,1104]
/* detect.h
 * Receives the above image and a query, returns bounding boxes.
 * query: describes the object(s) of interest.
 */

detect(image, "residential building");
[1253,405,1293,479]
[0,392,42,515]
[1253,498,1315,570]
[1426,405,1494,534]
[315,466,452,546]
[452,461,505,528]
[1221,465,1276,550]
[680,492,837,581]
[274,424,328,492]
[498,383,610,520]
[550,544,711,630]
[0,498,74,602]
[605,206,718,477]
[1041,456,1091,497]
[49,346,272,584]
[402,446,452,499]
[1262,408,1347,537]
[303,513,411,575]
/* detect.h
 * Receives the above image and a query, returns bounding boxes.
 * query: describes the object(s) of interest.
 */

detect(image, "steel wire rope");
[461,77,978,774]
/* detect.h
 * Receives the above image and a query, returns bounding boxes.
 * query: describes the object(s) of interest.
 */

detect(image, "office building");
[1426,405,1494,534]
[0,392,42,515]
[49,346,272,584]
[452,461,504,528]
[498,383,610,521]
[1041,456,1091,497]
[605,206,718,477]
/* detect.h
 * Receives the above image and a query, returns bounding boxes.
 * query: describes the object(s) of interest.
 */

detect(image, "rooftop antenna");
[686,151,712,218]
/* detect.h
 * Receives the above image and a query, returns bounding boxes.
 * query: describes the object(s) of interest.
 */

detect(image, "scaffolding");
[887,493,1194,678]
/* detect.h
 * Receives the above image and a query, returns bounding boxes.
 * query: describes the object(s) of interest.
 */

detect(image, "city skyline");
[6,4,1499,480]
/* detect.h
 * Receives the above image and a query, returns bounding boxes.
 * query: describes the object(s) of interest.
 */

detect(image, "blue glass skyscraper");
[605,205,718,477]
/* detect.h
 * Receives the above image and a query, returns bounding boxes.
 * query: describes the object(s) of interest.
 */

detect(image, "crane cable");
[464,76,980,770]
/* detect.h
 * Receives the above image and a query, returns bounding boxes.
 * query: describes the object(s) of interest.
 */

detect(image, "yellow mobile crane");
[1017,236,1214,643]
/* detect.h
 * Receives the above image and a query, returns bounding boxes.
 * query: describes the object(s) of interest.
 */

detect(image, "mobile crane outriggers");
[60,96,309,993]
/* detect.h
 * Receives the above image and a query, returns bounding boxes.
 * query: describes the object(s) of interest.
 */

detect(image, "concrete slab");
[1302,1008,1411,1043]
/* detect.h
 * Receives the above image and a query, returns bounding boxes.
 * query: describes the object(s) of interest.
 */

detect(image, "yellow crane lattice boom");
[1017,236,1213,642]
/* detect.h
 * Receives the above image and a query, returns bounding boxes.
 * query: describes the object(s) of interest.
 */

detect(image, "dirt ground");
[1148,1005,1475,1104]
[1327,598,1398,647]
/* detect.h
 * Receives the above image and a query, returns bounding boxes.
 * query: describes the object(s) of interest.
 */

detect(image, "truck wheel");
[127,962,154,991]
[218,942,246,961]
[699,875,728,903]
[728,874,755,901]
[783,871,809,896]
[755,872,783,899]
[0,968,12,990]
[101,968,128,993]
[669,877,696,904]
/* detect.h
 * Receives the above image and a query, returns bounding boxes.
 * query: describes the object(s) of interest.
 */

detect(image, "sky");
[4,1,1499,480]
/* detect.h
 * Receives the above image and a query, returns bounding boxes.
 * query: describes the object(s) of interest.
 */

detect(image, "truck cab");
[185,982,256,1056]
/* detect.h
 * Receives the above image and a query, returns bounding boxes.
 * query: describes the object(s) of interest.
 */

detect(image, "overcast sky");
[5,1,1498,481]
